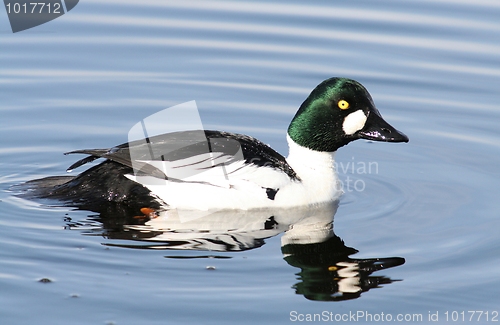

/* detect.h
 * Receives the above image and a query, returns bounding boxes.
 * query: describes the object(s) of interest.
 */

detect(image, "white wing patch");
[135,152,233,181]
[342,110,367,135]
[124,154,293,210]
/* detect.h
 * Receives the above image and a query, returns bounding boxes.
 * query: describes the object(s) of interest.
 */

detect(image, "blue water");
[2,1,500,324]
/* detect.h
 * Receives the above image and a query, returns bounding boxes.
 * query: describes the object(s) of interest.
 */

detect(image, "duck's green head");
[288,77,409,152]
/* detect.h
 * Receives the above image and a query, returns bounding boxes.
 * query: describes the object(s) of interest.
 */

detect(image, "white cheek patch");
[342,110,367,135]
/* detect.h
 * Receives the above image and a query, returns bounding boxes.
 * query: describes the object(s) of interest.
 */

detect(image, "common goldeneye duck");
[24,77,408,210]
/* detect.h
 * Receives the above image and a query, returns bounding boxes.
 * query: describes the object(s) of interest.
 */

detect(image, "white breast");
[275,135,342,206]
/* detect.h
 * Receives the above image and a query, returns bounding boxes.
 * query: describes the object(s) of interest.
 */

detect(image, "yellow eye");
[338,100,350,110]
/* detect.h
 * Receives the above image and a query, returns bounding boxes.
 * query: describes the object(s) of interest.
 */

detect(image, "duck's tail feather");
[13,160,161,212]
[64,149,109,171]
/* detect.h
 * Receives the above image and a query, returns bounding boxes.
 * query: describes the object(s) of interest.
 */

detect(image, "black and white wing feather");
[65,130,298,182]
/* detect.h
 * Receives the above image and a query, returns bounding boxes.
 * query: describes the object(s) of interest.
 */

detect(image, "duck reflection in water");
[281,208,404,301]
[63,201,404,302]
